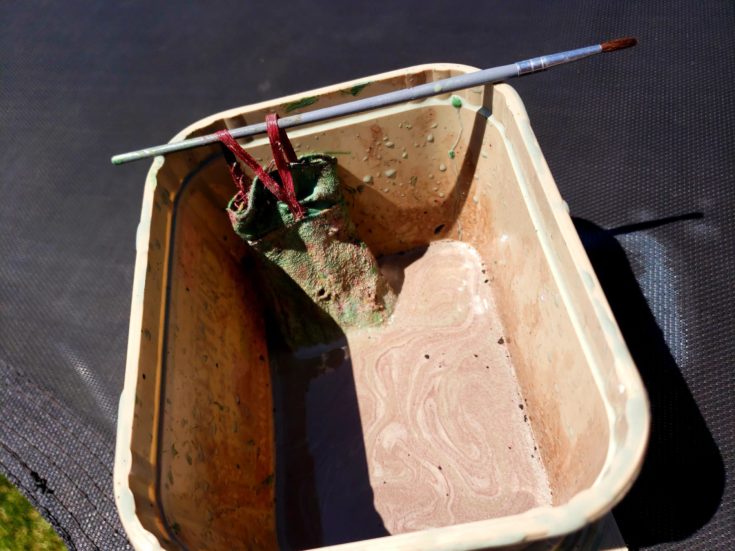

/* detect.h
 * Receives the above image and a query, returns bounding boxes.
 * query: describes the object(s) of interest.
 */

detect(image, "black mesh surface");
[1,1,732,549]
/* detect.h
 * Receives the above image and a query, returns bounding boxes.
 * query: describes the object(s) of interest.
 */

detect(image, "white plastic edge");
[114,155,167,551]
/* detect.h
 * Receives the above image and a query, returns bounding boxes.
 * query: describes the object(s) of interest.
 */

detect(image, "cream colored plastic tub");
[114,64,649,550]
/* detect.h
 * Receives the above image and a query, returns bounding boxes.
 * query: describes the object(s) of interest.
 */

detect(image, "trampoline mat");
[0,1,732,549]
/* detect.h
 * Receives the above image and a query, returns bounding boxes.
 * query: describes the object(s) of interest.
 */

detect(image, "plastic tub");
[114,64,649,550]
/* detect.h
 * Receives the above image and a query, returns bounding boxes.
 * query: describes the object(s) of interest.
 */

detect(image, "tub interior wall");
[129,78,610,549]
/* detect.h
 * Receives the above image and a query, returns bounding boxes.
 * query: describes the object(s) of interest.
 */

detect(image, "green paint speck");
[171,443,178,457]
[285,96,319,113]
[342,82,370,96]
[448,150,455,159]
[451,95,462,108]
[262,474,274,486]
[172,522,181,535]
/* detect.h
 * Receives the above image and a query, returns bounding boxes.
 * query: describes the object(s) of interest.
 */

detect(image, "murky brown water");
[271,240,551,549]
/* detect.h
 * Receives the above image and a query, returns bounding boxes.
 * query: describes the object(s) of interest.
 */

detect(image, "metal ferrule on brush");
[515,44,602,75]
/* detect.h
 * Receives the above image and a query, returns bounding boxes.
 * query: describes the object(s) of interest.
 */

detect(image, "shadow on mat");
[573,214,724,549]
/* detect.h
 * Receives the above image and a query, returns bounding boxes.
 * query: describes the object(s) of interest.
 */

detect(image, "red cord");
[225,154,252,208]
[265,114,304,219]
[217,129,293,211]
[217,121,305,220]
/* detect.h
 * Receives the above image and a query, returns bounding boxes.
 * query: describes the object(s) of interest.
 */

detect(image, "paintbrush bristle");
[601,37,638,52]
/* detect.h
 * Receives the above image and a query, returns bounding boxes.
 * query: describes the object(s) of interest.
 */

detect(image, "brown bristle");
[601,37,638,52]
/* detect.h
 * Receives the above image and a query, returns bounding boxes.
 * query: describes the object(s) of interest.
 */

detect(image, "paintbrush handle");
[112,38,634,165]
[110,64,517,165]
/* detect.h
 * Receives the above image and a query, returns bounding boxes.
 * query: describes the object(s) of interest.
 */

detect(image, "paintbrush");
[111,37,636,165]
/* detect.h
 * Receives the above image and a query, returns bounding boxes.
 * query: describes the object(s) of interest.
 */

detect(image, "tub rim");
[114,63,649,551]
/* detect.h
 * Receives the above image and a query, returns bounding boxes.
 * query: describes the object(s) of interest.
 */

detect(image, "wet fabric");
[226,154,395,349]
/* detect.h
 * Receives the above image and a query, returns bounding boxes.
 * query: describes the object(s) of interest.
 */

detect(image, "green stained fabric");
[227,155,395,349]
[228,155,339,241]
